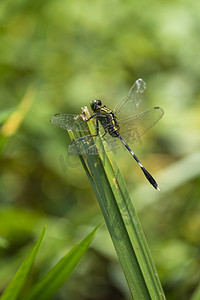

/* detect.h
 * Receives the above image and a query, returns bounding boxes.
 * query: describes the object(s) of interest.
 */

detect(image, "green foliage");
[21,226,99,300]
[0,227,45,300]
[0,0,200,299]
[67,108,165,299]
[0,226,98,300]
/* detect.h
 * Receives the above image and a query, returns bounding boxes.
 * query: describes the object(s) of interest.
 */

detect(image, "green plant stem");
[68,107,165,300]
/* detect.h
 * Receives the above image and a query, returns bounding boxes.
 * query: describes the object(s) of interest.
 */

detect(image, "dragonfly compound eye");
[96,99,102,105]
[90,99,102,112]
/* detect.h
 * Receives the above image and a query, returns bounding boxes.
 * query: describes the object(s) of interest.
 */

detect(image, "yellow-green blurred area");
[0,0,200,299]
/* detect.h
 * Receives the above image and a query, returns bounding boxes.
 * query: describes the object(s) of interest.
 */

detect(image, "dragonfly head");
[90,99,102,112]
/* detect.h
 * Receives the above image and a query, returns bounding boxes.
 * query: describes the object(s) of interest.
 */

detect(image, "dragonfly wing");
[68,135,104,155]
[113,78,146,120]
[50,113,89,131]
[119,107,164,144]
[68,132,123,155]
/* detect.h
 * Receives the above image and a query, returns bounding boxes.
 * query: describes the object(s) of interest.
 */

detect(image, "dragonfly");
[50,78,164,190]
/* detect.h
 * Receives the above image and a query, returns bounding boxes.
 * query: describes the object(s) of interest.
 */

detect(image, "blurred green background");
[0,0,200,299]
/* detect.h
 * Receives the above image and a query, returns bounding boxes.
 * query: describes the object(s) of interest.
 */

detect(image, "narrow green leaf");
[22,225,100,300]
[191,283,200,300]
[1,226,46,300]
[67,107,166,300]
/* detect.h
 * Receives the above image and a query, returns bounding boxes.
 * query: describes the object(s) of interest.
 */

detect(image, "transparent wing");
[113,78,146,120]
[51,113,121,155]
[50,113,89,131]
[66,107,164,155]
[119,107,164,144]
[68,132,122,155]
[68,135,100,155]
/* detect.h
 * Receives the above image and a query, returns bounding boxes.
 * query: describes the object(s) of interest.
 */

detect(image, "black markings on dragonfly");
[50,78,164,190]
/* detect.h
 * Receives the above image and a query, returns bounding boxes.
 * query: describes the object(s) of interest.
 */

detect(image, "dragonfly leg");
[95,119,99,136]
[84,114,100,137]
[102,130,108,139]
[85,114,98,122]
[73,118,100,144]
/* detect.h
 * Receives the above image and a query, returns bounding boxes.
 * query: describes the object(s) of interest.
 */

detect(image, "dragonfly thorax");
[90,100,120,138]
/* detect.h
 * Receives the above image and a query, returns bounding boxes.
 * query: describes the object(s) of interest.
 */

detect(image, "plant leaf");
[65,107,166,300]
[22,225,100,300]
[1,226,46,300]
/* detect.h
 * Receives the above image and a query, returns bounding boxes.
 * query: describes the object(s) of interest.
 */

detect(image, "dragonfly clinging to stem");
[50,78,164,190]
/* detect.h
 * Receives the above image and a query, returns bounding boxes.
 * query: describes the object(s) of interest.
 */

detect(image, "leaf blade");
[22,225,99,300]
[1,226,46,300]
